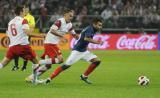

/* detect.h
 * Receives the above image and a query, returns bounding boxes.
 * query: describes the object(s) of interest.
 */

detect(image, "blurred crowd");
[0,0,160,32]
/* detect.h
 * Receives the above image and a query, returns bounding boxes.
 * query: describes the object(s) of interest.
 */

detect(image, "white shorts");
[65,50,97,65]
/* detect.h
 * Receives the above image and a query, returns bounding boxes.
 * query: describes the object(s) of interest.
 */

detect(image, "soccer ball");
[138,76,149,86]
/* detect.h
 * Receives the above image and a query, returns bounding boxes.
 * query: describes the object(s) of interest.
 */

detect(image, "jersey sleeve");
[24,14,35,28]
[22,19,30,30]
[50,20,61,30]
[28,16,35,28]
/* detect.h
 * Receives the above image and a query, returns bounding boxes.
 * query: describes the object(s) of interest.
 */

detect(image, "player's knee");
[57,57,64,64]
[93,60,101,66]
[57,58,64,64]
[60,58,64,63]
[52,57,64,64]
[61,64,70,70]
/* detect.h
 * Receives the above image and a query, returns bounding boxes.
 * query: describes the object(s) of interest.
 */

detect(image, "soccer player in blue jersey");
[42,18,103,84]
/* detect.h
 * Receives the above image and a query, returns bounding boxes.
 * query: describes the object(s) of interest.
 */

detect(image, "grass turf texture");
[0,50,160,98]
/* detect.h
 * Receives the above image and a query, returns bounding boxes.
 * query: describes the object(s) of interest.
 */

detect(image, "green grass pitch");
[0,50,160,98]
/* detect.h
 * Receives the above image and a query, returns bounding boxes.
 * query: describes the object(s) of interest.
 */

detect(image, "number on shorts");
[10,24,17,36]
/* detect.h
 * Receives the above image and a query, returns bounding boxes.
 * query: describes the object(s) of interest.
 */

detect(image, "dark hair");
[15,6,24,15]
[92,18,102,24]
[63,8,74,15]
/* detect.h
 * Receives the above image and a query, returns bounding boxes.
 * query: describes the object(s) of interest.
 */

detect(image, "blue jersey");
[73,25,96,52]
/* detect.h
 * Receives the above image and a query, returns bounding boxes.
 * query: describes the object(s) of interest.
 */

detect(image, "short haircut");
[63,8,74,15]
[92,18,102,24]
[15,6,24,15]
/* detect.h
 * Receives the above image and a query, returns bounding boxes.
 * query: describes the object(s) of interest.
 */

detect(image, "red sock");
[50,66,63,79]
[83,63,98,76]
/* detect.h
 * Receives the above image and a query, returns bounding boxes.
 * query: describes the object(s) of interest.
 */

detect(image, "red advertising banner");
[1,33,158,50]
[70,34,158,50]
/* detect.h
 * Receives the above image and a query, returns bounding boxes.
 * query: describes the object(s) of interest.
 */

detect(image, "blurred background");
[0,0,160,33]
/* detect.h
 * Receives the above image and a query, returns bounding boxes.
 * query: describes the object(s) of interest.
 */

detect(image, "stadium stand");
[0,0,160,33]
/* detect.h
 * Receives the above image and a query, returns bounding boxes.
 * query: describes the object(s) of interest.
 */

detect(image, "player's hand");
[98,41,103,45]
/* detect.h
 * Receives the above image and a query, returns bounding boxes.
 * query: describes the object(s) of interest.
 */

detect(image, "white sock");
[32,64,39,69]
[0,63,3,69]
[39,58,52,65]
[36,65,48,76]
[39,58,60,64]
[28,74,33,79]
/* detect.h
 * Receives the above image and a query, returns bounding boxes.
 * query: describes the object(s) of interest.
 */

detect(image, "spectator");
[0,0,160,31]
[101,7,113,20]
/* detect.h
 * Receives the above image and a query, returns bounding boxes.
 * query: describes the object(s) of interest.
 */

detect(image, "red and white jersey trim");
[45,18,76,44]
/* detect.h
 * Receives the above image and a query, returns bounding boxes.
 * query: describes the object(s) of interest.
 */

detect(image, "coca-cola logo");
[116,35,157,50]
[70,35,110,49]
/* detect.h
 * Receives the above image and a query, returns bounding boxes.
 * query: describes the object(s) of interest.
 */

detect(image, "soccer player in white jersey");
[0,6,44,83]
[25,8,79,82]
[41,18,103,84]
[12,4,36,71]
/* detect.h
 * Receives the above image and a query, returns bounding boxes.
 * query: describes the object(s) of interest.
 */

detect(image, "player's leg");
[39,44,63,65]
[12,56,19,71]
[31,55,64,84]
[18,45,39,83]
[83,58,101,77]
[36,54,64,77]
[21,60,28,71]
[23,57,39,84]
[19,45,39,69]
[80,51,101,84]
[22,37,31,71]
[44,50,83,84]
[31,54,63,84]
[1,46,15,69]
[30,57,40,83]
[26,58,53,82]
[39,53,63,65]
[30,58,39,72]
[35,44,64,77]
[26,56,53,81]
[0,57,12,69]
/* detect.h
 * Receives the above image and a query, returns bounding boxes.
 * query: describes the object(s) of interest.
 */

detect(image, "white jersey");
[7,16,30,47]
[44,18,76,44]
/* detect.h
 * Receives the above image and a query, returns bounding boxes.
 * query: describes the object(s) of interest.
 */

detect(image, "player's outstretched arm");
[50,29,64,38]
[84,37,103,45]
[50,29,68,42]
[23,29,45,38]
